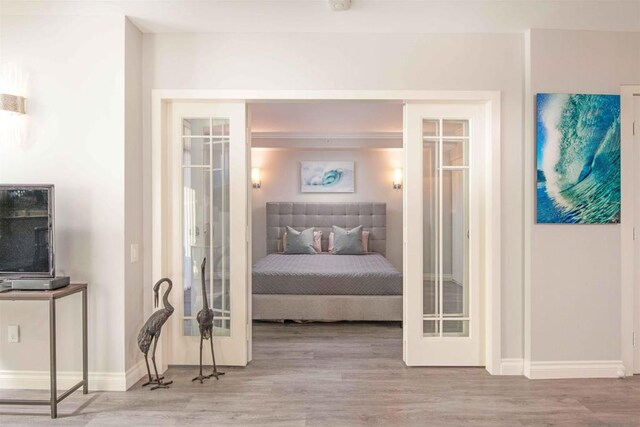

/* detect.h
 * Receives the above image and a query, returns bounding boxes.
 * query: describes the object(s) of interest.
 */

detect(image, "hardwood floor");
[2,321,640,426]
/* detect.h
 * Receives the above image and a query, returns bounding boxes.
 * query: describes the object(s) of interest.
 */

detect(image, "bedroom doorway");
[249,101,404,325]
[153,91,501,373]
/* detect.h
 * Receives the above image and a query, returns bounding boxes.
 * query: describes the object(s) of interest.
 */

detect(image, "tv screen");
[0,185,54,277]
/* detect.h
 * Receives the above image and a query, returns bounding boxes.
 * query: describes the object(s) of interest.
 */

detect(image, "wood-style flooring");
[2,321,640,426]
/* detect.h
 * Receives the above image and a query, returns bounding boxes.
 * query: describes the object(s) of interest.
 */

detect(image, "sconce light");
[0,93,26,115]
[393,168,402,190]
[251,167,261,189]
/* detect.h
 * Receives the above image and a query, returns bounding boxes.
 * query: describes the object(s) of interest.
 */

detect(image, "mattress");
[252,253,402,295]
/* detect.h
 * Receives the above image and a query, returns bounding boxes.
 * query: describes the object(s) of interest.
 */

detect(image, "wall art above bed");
[300,161,355,193]
[536,93,620,224]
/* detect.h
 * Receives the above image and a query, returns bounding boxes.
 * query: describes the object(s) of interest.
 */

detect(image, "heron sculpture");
[192,257,225,383]
[137,278,174,390]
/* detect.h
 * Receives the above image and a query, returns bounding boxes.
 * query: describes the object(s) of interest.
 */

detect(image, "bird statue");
[192,257,225,383]
[137,278,174,390]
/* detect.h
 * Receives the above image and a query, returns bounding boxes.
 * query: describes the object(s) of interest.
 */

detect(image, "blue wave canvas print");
[301,161,355,193]
[536,93,620,224]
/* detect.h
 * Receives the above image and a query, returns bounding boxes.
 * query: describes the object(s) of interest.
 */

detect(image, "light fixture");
[328,0,351,11]
[393,168,402,190]
[0,93,26,115]
[251,167,262,189]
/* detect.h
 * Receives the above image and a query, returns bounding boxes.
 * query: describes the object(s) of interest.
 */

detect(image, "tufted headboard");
[266,202,387,255]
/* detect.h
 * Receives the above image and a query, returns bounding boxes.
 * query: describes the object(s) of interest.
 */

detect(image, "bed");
[252,202,402,321]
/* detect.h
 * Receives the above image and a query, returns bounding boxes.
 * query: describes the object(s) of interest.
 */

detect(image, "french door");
[168,102,250,366]
[403,103,484,366]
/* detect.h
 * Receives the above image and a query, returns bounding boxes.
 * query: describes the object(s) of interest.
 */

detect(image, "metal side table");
[0,283,88,419]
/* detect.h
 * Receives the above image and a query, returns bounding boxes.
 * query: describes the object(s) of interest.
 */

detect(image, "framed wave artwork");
[301,161,355,193]
[536,93,621,224]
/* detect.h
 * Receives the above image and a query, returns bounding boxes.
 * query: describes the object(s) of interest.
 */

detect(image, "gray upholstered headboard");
[266,202,387,255]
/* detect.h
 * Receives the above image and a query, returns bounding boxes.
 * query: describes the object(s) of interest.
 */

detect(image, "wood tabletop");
[0,283,87,301]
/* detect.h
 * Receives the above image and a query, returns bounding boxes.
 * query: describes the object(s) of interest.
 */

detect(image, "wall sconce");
[0,93,26,115]
[251,167,261,189]
[393,168,402,190]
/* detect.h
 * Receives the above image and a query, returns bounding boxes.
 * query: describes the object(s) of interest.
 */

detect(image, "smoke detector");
[329,0,351,11]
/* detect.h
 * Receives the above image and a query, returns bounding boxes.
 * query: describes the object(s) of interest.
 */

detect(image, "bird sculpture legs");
[208,333,225,379]
[192,329,225,383]
[192,335,210,383]
[142,339,163,387]
[143,335,172,390]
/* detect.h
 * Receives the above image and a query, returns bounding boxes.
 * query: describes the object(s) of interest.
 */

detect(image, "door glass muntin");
[423,118,470,338]
[182,117,231,337]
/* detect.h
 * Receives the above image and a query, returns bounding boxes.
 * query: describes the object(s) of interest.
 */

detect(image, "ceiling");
[249,101,403,148]
[2,1,639,34]
[249,101,403,133]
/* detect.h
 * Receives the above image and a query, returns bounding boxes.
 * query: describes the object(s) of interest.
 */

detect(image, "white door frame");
[621,85,640,375]
[151,90,502,374]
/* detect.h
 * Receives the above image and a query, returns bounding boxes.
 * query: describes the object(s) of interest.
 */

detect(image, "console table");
[0,283,88,419]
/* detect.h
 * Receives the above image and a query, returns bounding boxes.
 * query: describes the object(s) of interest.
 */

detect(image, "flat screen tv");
[0,185,55,278]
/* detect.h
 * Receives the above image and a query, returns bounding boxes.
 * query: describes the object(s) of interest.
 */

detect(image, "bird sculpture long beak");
[154,291,159,308]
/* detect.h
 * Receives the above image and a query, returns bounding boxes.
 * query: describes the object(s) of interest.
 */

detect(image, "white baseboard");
[125,358,148,390]
[500,358,524,375]
[0,359,148,392]
[524,360,625,379]
[499,359,626,378]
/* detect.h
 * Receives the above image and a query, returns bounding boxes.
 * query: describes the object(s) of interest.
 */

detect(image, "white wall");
[251,148,403,269]
[124,18,144,375]
[526,30,640,372]
[0,14,131,390]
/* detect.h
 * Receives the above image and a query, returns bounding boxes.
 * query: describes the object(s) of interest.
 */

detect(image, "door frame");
[621,85,640,375]
[151,90,502,374]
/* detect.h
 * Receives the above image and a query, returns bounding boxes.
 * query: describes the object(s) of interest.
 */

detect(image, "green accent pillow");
[283,226,317,254]
[331,225,365,255]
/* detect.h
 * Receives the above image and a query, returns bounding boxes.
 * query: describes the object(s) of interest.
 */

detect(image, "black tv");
[0,185,55,278]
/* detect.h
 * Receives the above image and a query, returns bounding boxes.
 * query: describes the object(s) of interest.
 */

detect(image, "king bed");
[252,202,402,321]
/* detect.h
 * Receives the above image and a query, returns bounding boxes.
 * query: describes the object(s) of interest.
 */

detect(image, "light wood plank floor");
[2,321,640,426]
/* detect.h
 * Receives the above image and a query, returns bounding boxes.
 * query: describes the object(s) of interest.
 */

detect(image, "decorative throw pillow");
[313,230,323,253]
[284,230,322,253]
[283,227,317,254]
[331,225,365,255]
[329,230,369,252]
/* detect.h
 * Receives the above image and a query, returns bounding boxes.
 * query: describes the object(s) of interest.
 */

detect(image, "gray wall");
[527,29,640,363]
[251,148,403,270]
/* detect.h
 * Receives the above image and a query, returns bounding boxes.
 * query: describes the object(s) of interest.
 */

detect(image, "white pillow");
[283,230,322,253]
[328,230,369,253]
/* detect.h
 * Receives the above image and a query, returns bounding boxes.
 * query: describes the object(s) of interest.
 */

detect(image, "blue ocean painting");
[300,161,355,193]
[536,93,620,224]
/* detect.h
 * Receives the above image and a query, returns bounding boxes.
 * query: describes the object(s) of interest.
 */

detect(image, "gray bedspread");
[252,253,402,295]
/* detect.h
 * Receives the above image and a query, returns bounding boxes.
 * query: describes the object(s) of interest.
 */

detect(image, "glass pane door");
[182,118,231,337]
[170,102,248,367]
[404,102,482,367]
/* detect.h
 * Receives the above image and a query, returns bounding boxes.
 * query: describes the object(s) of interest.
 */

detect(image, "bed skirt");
[252,294,402,321]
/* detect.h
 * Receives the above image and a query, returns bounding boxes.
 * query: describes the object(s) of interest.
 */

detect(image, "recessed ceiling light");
[329,0,351,11]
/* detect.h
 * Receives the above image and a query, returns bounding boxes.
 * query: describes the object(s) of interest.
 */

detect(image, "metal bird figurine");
[192,257,225,383]
[137,278,174,390]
